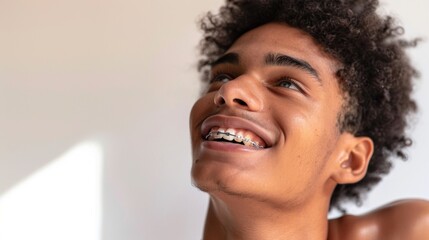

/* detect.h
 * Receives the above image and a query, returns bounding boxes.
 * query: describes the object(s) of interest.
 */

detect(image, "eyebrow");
[211,52,239,67]
[211,51,321,84]
[265,53,321,82]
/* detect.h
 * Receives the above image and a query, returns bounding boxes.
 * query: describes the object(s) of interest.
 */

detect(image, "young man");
[189,0,429,239]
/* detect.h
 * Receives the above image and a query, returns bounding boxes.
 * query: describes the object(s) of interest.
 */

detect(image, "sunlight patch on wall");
[0,141,103,240]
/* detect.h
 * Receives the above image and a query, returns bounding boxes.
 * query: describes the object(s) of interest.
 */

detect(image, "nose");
[213,76,263,112]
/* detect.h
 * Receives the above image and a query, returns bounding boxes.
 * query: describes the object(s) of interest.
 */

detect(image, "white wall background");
[0,1,427,239]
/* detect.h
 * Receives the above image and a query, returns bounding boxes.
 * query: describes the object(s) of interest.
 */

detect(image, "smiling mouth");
[204,127,265,149]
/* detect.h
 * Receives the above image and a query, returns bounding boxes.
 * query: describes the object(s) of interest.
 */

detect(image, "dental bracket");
[205,131,264,149]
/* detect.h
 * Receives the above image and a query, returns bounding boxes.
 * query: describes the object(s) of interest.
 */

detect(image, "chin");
[191,162,231,192]
[191,161,267,202]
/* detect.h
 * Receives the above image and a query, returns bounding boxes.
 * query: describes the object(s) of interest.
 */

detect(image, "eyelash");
[276,77,302,91]
[209,72,303,92]
[209,72,232,83]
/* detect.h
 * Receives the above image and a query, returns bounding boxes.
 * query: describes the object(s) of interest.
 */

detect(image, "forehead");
[226,22,339,75]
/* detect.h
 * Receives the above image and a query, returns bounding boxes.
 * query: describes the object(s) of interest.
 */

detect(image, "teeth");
[252,141,261,148]
[234,135,243,143]
[243,134,252,146]
[243,137,252,146]
[223,134,234,141]
[214,127,225,139]
[206,127,264,149]
[223,128,235,141]
[214,132,222,139]
[234,130,244,142]
[225,128,236,135]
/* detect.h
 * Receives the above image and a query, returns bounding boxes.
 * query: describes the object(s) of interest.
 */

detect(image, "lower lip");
[201,140,264,152]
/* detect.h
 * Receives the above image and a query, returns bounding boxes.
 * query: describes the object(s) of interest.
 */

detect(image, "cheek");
[189,95,214,151]
[269,108,338,189]
[287,114,338,163]
[189,95,212,129]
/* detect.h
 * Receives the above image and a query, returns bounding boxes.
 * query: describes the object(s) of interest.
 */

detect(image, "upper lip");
[201,115,274,148]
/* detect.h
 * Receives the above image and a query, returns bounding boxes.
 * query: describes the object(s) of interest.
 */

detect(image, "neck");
[202,194,330,240]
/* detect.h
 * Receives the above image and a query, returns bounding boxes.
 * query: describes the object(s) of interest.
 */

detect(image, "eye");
[276,77,301,91]
[210,73,232,83]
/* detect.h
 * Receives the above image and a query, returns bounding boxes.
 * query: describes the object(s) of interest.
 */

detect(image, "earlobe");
[333,135,374,184]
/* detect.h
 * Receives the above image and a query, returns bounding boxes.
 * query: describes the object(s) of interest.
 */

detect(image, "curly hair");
[197,0,418,212]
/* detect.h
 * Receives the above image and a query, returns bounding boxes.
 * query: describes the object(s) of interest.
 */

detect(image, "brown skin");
[189,23,429,240]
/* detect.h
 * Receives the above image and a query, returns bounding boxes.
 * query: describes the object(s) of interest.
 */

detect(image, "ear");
[331,133,374,184]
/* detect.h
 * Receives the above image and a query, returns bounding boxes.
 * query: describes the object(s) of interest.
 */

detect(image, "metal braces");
[205,131,264,149]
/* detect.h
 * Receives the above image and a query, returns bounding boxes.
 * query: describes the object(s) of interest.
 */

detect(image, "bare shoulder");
[373,199,429,240]
[329,199,429,240]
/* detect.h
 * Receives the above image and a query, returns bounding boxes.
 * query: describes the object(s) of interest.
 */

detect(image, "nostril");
[233,98,247,106]
[215,96,226,105]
